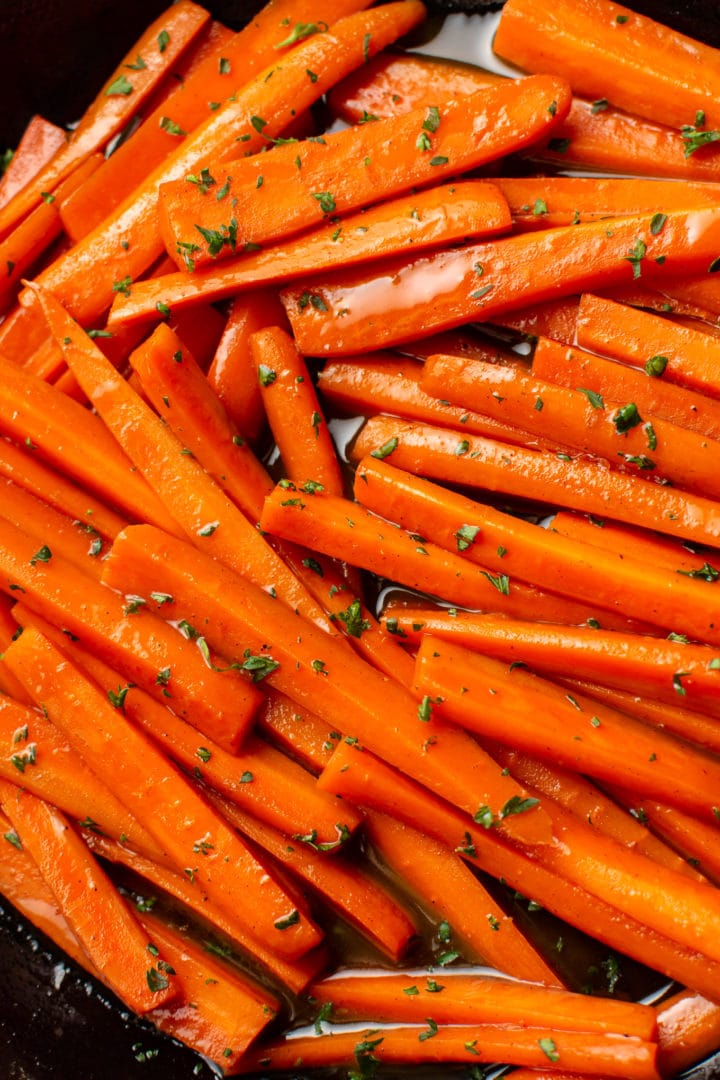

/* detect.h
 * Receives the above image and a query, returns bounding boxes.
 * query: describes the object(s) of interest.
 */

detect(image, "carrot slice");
[108,180,512,327]
[576,292,720,399]
[3,626,322,960]
[657,990,720,1077]
[0,779,178,1015]
[282,209,720,355]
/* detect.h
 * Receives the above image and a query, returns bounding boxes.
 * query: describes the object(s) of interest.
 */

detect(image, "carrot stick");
[0,350,181,532]
[108,180,512,327]
[31,2,427,326]
[0,516,262,750]
[255,687,339,773]
[282,208,720,355]
[413,634,720,821]
[207,290,288,442]
[364,812,561,985]
[0,116,66,209]
[165,300,225,371]
[101,523,554,846]
[657,989,720,1078]
[318,740,720,1001]
[493,0,720,131]
[0,1,210,240]
[3,626,323,960]
[240,1023,660,1077]
[350,414,720,549]
[260,484,628,631]
[156,75,562,272]
[31,285,334,630]
[253,327,345,496]
[532,335,720,441]
[128,322,272,521]
[497,297,580,346]
[576,292,720,399]
[352,455,718,641]
[308,970,656,1039]
[0,779,179,1014]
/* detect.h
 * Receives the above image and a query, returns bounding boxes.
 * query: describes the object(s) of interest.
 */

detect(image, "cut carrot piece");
[101,523,554,846]
[282,209,720,355]
[0,779,178,1015]
[253,327,345,496]
[494,0,720,130]
[533,336,720,441]
[107,180,512,327]
[576,292,720,399]
[0,116,66,208]
[3,626,322,960]
[351,414,720,551]
[0,1,211,239]
[256,687,338,774]
[657,990,720,1078]
[156,76,561,271]
[497,297,580,346]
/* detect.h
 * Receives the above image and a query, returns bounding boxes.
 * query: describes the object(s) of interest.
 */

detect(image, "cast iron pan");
[1,1,720,1077]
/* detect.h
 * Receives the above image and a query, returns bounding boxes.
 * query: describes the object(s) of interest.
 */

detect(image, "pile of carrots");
[2,0,720,1075]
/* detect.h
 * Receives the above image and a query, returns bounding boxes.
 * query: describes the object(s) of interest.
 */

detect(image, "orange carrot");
[101,522,554,846]
[497,296,580,346]
[0,515,262,750]
[532,335,720,440]
[255,687,339,773]
[3,625,322,960]
[0,779,178,1014]
[0,116,66,209]
[493,0,720,130]
[422,351,720,499]
[253,327,345,496]
[576,292,720,399]
[657,990,720,1077]
[156,75,562,271]
[414,634,720,821]
[128,321,272,521]
[108,180,511,327]
[308,970,655,1038]
[351,414,720,550]
[352,455,720,641]
[282,208,720,355]
[0,1,211,239]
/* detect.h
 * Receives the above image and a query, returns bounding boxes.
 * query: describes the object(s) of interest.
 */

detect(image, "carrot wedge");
[3,626,323,960]
[0,116,66,209]
[156,75,562,271]
[657,990,720,1078]
[281,209,720,355]
[108,180,512,327]
[0,779,178,1015]
[576,292,720,399]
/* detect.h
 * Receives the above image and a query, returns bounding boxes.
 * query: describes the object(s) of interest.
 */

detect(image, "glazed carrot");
[165,300,225,371]
[128,322,272,521]
[208,290,288,441]
[497,297,580,346]
[101,523,554,846]
[533,336,720,440]
[309,971,655,1038]
[13,598,358,847]
[493,0,720,130]
[240,1023,660,1077]
[351,415,720,549]
[414,635,720,820]
[0,350,180,532]
[0,779,178,1014]
[108,180,512,327]
[576,293,720,399]
[282,209,720,355]
[0,516,262,749]
[657,990,720,1077]
[0,1,210,239]
[57,0,373,243]
[253,327,345,496]
[261,484,623,630]
[0,116,65,209]
[157,75,563,271]
[422,352,720,499]
[329,51,720,182]
[4,626,322,960]
[319,741,720,1000]
[31,287,333,629]
[364,812,561,984]
[213,793,416,962]
[352,456,718,641]
[32,2,427,326]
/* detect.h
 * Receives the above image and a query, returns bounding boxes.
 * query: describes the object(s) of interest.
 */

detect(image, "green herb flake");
[455,524,480,552]
[645,354,668,377]
[274,908,300,930]
[274,20,327,49]
[370,436,398,460]
[539,1037,560,1063]
[157,29,170,53]
[106,74,133,97]
[29,544,52,566]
